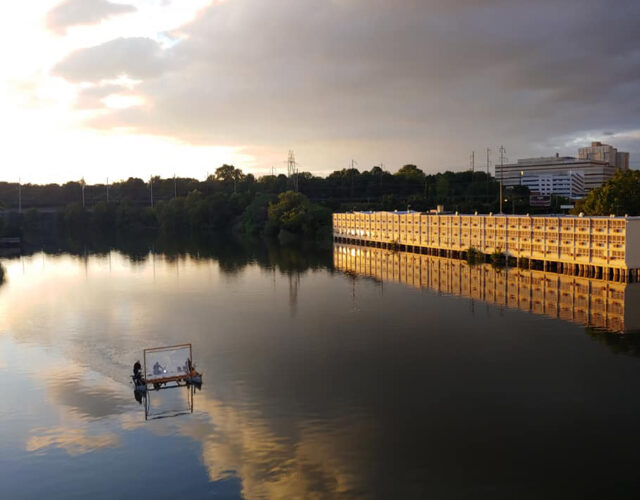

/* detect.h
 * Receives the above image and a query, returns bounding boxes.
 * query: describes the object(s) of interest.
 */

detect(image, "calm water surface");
[1,241,640,499]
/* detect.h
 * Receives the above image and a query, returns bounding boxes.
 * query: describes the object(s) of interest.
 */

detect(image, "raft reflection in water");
[140,384,197,421]
[334,243,640,333]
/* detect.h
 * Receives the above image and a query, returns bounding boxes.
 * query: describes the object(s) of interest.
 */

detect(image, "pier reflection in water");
[5,241,640,499]
[334,243,640,333]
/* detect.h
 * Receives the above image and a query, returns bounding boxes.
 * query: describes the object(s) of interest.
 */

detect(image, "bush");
[466,246,484,265]
[490,249,506,267]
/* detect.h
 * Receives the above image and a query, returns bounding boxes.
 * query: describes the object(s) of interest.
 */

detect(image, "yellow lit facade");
[333,212,640,273]
[334,244,640,333]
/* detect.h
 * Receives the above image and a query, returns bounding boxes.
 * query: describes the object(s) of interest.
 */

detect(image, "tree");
[267,191,330,236]
[395,164,425,182]
[435,176,450,202]
[215,164,245,183]
[573,170,640,216]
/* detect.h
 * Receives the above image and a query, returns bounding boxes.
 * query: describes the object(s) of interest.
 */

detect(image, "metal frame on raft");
[143,343,193,387]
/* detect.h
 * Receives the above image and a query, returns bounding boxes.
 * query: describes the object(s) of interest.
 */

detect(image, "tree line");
[1,163,536,241]
[1,163,516,212]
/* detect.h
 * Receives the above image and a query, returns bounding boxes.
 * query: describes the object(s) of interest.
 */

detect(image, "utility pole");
[173,174,177,199]
[486,148,491,200]
[498,145,507,214]
[350,159,358,199]
[287,150,298,192]
[470,151,475,172]
[81,177,86,208]
[18,177,22,213]
[149,175,154,207]
[106,177,110,203]
[486,148,491,176]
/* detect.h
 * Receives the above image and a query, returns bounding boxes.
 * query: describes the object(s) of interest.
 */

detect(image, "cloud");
[52,37,169,83]
[46,0,137,34]
[75,84,129,109]
[52,0,640,172]
[27,427,121,456]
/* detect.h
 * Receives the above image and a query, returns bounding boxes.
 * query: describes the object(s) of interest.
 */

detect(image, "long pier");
[333,212,640,282]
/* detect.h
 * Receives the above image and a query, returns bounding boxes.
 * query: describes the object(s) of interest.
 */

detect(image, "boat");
[132,343,202,393]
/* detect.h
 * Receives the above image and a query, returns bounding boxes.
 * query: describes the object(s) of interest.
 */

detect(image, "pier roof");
[343,211,639,220]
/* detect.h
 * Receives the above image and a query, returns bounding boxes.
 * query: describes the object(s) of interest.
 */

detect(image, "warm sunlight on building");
[334,212,640,279]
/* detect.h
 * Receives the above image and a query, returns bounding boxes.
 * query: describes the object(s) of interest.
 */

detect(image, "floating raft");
[133,374,202,393]
[133,343,203,392]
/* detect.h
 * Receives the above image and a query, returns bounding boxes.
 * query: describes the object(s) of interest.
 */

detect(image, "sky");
[1,0,640,184]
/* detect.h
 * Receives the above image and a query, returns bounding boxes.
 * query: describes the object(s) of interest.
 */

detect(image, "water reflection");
[143,385,196,421]
[334,243,640,334]
[20,233,333,273]
[3,240,640,499]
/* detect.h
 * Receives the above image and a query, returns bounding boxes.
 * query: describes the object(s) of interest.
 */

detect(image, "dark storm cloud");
[46,0,136,34]
[52,0,640,171]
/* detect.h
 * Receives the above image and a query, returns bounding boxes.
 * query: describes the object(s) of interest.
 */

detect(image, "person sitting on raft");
[133,360,144,386]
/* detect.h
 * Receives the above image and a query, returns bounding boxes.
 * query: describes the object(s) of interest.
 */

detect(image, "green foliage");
[267,191,331,237]
[395,164,426,182]
[0,162,511,216]
[62,202,88,234]
[490,249,506,267]
[574,170,640,216]
[214,164,244,183]
[5,161,535,242]
[92,202,116,232]
[115,202,157,233]
[241,193,275,235]
[466,247,484,265]
[156,197,187,233]
[585,329,640,356]
[435,176,450,202]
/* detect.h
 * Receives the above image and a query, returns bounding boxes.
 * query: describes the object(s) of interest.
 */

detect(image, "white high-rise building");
[521,171,585,199]
[496,155,616,193]
[496,142,631,197]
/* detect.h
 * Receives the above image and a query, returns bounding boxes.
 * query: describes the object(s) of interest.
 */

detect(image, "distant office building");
[496,155,616,193]
[578,141,629,170]
[496,142,630,196]
[616,151,630,170]
[521,171,585,199]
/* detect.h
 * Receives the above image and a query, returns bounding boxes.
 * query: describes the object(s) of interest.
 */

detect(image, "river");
[1,240,640,499]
